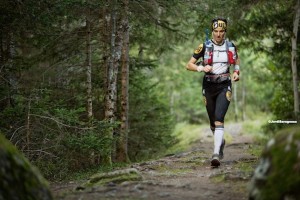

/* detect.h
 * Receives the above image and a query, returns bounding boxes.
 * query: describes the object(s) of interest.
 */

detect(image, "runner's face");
[212,28,225,44]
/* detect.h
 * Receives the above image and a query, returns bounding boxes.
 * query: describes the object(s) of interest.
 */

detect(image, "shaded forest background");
[0,0,299,180]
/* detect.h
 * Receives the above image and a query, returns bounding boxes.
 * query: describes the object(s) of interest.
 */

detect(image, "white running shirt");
[211,42,229,75]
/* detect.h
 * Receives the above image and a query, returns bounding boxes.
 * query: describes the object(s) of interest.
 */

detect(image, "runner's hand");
[232,71,239,81]
[203,65,212,73]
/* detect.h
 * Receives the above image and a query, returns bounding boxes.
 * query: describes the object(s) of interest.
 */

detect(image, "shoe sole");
[211,158,220,167]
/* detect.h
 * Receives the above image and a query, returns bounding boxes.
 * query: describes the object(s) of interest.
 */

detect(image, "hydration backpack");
[203,40,236,65]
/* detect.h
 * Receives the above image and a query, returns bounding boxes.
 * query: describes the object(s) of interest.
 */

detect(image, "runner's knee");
[214,121,224,127]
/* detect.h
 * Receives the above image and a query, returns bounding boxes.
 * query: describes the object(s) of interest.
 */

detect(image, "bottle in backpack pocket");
[204,43,213,65]
[228,47,236,64]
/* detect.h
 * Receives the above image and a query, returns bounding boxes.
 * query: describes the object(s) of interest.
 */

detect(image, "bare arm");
[186,57,199,71]
[186,57,212,73]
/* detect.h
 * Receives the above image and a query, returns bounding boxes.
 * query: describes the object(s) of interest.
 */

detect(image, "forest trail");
[51,123,258,200]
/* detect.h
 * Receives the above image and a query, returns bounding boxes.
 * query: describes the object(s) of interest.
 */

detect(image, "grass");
[234,160,257,173]
[66,162,130,181]
[167,114,270,155]
[166,122,206,154]
[211,174,226,183]
[241,120,270,143]
[248,144,264,157]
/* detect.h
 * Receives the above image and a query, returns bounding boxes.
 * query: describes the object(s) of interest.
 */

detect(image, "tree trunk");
[0,32,3,70]
[291,0,300,119]
[6,32,15,108]
[86,11,93,120]
[103,0,123,166]
[116,0,130,163]
[102,1,117,166]
[242,77,246,121]
[102,6,110,111]
[234,83,238,122]
[85,9,95,164]
[26,97,31,152]
[106,2,118,124]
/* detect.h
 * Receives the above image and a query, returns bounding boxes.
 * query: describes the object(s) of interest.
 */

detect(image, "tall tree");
[292,0,300,118]
[86,9,93,120]
[103,0,123,165]
[117,0,130,163]
[103,1,116,166]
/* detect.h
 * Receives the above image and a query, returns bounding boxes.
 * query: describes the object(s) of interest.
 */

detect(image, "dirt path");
[51,123,258,200]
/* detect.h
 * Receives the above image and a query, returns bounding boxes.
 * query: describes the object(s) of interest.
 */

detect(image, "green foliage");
[167,122,206,154]
[271,83,294,118]
[234,0,298,125]
[241,116,270,142]
[128,60,176,161]
[0,104,24,130]
[153,40,207,124]
[53,107,86,124]
[63,129,114,155]
[249,126,300,199]
[31,120,115,180]
[0,0,183,180]
[0,0,298,182]
[0,133,53,200]
[63,124,114,167]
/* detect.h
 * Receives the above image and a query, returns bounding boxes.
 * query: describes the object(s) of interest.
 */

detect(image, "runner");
[186,18,240,167]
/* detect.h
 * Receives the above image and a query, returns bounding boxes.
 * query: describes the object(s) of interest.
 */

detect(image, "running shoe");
[211,154,220,167]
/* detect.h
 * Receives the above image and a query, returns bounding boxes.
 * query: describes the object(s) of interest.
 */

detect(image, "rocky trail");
[51,123,259,200]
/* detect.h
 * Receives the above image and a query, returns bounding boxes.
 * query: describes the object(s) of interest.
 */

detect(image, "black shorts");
[202,79,232,128]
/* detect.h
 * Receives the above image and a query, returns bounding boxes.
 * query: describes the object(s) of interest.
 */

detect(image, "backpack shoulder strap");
[204,40,214,51]
[225,40,233,51]
[205,40,212,46]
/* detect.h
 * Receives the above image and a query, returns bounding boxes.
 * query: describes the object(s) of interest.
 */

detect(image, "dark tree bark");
[291,0,300,118]
[86,10,93,120]
[116,0,130,163]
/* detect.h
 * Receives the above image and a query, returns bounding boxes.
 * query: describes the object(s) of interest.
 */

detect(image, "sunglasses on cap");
[212,18,227,24]
[211,18,227,31]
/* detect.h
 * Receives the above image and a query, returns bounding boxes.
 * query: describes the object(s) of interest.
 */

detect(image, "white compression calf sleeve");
[214,127,224,155]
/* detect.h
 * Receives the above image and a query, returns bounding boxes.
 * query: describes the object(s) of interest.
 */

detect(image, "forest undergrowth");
[62,115,269,183]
